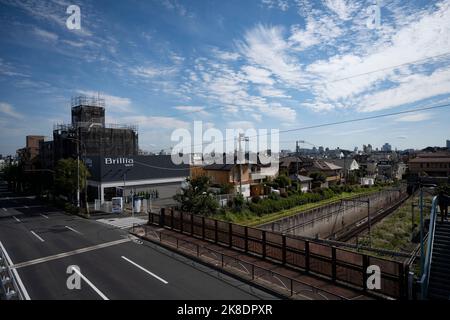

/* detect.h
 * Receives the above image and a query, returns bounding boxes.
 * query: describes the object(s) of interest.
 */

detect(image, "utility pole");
[237,134,249,195]
[367,199,371,247]
[419,184,424,274]
[76,137,80,208]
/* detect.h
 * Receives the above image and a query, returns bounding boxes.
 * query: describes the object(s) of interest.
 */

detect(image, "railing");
[147,209,409,299]
[131,224,347,300]
[419,196,438,299]
[0,241,26,300]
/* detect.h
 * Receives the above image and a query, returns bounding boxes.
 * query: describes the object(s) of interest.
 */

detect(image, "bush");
[251,196,261,203]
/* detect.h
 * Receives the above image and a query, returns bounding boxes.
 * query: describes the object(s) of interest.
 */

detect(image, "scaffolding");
[71,95,106,108]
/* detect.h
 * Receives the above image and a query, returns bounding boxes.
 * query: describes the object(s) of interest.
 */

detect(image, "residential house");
[279,156,313,176]
[289,174,313,192]
[301,160,343,187]
[408,152,450,177]
[199,163,253,197]
[328,158,359,179]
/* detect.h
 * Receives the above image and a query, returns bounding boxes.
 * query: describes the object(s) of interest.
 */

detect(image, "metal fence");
[0,242,26,300]
[148,209,409,299]
[132,224,347,300]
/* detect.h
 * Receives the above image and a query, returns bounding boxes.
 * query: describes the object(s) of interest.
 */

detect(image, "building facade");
[86,155,189,204]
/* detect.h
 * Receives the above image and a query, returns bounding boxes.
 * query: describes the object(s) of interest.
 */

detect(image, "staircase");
[428,220,450,300]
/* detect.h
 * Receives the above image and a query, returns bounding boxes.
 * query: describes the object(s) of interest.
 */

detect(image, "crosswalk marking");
[96,217,147,229]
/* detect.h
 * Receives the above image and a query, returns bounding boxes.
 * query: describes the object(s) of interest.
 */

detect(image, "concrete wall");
[259,187,406,239]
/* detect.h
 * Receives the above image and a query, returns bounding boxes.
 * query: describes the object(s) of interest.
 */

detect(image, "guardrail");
[419,196,438,299]
[146,209,409,299]
[131,224,348,300]
[0,241,26,300]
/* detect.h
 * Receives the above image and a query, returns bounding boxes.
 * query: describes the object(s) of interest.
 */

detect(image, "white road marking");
[0,241,31,300]
[30,231,45,242]
[65,226,83,235]
[2,207,6,211]
[12,238,131,269]
[24,205,29,209]
[69,266,109,300]
[40,214,49,219]
[121,256,168,284]
[13,216,21,223]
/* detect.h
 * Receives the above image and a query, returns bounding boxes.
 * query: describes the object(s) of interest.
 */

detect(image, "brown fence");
[148,209,408,299]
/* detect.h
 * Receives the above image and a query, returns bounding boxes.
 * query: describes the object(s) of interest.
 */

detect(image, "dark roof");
[280,156,303,167]
[312,160,342,171]
[289,174,313,182]
[203,163,236,171]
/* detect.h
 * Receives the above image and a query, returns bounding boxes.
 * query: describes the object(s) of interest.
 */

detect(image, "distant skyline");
[1,0,450,155]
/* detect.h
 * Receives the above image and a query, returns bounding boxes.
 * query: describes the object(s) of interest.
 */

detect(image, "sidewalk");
[131,224,374,300]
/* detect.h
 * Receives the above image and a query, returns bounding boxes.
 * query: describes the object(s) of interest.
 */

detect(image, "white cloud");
[33,27,58,42]
[77,90,132,112]
[359,68,450,112]
[0,102,23,119]
[289,15,343,51]
[212,48,240,61]
[174,106,210,116]
[324,0,359,21]
[122,115,189,129]
[304,1,450,111]
[238,24,305,86]
[261,0,289,11]
[242,65,274,85]
[227,121,256,130]
[131,65,178,79]
[258,86,290,98]
[395,112,433,122]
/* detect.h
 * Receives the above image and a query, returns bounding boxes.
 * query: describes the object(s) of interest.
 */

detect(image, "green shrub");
[251,196,261,203]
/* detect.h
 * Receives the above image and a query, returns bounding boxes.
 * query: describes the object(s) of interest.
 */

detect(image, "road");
[0,182,277,300]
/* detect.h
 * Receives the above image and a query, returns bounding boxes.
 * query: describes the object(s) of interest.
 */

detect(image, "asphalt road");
[0,182,277,300]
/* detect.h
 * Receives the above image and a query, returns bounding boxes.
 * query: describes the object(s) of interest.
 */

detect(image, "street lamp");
[65,135,87,208]
[418,182,436,275]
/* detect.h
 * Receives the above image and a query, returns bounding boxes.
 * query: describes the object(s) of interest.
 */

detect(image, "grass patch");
[357,194,433,253]
[215,186,386,227]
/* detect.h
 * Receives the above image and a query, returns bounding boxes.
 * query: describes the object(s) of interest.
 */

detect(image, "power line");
[307,51,450,87]
[131,51,450,123]
[142,102,450,157]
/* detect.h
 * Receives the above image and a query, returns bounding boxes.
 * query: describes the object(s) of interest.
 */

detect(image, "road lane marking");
[121,256,168,284]
[13,216,21,223]
[65,226,83,235]
[0,241,31,300]
[24,205,29,209]
[69,266,109,300]
[2,207,6,211]
[12,238,131,269]
[30,231,45,242]
[40,214,49,219]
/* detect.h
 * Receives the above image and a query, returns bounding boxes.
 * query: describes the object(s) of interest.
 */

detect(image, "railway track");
[334,194,411,242]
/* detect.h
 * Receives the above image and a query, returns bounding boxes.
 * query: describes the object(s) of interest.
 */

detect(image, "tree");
[309,172,327,183]
[54,158,90,205]
[220,182,234,195]
[173,176,219,216]
[274,175,291,188]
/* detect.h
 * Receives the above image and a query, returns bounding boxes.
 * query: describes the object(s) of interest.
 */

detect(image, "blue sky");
[1,0,450,155]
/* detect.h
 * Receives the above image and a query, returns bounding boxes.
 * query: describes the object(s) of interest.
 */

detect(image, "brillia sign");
[104,157,134,167]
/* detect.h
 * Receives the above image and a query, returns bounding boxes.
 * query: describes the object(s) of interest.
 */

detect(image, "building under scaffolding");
[49,95,139,165]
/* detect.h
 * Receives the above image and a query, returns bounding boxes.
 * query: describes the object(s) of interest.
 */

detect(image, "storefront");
[85,155,190,205]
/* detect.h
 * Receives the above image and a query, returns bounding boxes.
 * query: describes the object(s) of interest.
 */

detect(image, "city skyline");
[1,0,450,155]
